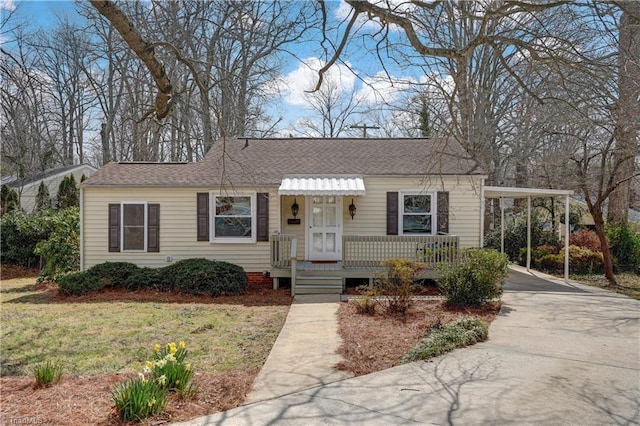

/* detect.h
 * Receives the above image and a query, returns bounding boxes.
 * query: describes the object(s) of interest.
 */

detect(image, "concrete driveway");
[177,267,640,425]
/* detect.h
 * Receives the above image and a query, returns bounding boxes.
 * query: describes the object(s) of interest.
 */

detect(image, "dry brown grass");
[336,300,501,376]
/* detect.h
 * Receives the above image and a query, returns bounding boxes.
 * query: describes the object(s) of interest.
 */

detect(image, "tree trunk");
[608,5,640,226]
[591,205,616,283]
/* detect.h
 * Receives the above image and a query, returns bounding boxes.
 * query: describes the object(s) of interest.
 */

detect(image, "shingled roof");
[83,138,484,187]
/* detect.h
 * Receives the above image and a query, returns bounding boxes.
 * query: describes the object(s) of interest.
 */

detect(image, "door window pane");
[326,206,336,226]
[312,207,323,227]
[313,233,323,251]
[326,233,336,252]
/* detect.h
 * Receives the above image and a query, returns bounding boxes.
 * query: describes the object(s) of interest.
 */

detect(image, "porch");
[270,234,459,295]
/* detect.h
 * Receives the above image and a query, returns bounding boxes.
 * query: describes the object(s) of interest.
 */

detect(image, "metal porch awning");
[278,175,366,196]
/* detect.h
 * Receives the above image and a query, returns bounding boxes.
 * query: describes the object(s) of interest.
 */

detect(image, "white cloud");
[0,0,16,11]
[281,57,356,107]
[356,72,415,106]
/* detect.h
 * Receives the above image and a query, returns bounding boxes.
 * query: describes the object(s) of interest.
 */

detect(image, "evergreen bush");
[57,271,105,296]
[165,258,248,296]
[437,249,509,307]
[86,261,140,287]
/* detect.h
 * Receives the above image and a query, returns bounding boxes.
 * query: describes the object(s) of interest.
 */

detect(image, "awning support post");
[526,196,531,271]
[500,197,505,254]
[564,195,570,282]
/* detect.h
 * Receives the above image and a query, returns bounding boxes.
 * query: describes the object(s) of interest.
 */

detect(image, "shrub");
[163,258,247,296]
[0,211,54,267]
[569,229,601,252]
[57,271,103,296]
[123,267,163,291]
[34,207,80,281]
[607,225,640,273]
[56,174,79,209]
[484,213,559,261]
[536,245,606,275]
[35,181,51,212]
[32,360,63,387]
[352,287,378,315]
[372,258,423,315]
[112,376,168,422]
[437,249,509,307]
[401,318,488,363]
[86,261,140,287]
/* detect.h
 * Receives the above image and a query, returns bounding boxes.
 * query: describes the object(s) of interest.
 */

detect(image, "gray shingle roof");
[83,138,484,187]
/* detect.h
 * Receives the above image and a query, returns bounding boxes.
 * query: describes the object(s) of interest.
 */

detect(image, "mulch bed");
[336,300,501,376]
[1,371,254,425]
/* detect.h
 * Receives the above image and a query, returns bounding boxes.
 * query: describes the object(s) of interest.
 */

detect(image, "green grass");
[1,278,288,377]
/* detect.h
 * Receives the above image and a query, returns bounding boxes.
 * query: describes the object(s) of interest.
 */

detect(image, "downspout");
[500,197,505,254]
[526,196,531,271]
[79,186,84,271]
[565,195,570,282]
[479,179,485,247]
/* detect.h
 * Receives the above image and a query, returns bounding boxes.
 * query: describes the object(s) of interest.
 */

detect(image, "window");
[122,202,147,251]
[212,194,255,242]
[401,193,434,235]
[108,203,159,252]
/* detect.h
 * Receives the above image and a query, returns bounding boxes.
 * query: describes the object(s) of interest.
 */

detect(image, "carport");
[481,186,574,282]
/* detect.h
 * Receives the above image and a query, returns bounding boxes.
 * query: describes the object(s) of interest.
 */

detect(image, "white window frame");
[211,192,256,243]
[399,191,437,236]
[121,201,148,252]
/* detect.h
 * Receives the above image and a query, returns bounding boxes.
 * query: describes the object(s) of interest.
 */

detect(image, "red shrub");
[569,229,601,252]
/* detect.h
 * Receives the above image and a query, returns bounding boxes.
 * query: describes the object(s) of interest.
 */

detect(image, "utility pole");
[350,123,380,138]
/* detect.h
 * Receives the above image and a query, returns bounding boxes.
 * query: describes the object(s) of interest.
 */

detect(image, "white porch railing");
[270,234,459,269]
[342,235,459,268]
[270,233,295,267]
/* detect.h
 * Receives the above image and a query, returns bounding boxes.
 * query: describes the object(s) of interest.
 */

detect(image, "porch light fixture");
[291,198,299,218]
[348,199,357,219]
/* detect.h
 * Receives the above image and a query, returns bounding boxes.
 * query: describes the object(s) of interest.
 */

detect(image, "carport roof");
[483,186,573,198]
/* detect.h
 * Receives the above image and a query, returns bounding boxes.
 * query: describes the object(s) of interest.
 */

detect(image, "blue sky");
[2,0,423,136]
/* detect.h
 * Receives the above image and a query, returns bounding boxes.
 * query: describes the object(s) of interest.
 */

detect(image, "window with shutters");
[212,193,257,243]
[399,192,436,235]
[108,202,159,252]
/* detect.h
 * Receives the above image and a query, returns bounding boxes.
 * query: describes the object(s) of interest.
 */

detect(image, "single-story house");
[80,137,570,294]
[4,164,97,213]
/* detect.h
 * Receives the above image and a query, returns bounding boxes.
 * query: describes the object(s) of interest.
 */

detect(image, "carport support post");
[526,196,531,271]
[564,195,570,282]
[500,197,505,254]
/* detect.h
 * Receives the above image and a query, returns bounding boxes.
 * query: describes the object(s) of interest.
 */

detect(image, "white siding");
[82,187,279,272]
[341,176,482,248]
[277,175,483,258]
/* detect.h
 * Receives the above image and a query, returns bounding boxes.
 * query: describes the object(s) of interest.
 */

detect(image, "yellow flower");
[179,341,186,349]
[169,345,178,354]
[148,397,156,408]
[186,363,192,371]
[154,344,161,352]
[146,360,153,369]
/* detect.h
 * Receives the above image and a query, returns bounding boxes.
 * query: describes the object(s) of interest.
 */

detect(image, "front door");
[307,195,342,261]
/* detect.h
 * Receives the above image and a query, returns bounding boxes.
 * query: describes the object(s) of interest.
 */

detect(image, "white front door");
[307,195,342,261]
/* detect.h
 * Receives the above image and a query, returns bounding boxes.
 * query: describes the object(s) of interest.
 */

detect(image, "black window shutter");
[256,193,269,242]
[437,191,449,234]
[147,204,160,252]
[387,192,399,235]
[196,193,209,241]
[108,203,120,252]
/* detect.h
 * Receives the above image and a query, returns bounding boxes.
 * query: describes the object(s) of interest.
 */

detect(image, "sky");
[1,0,424,137]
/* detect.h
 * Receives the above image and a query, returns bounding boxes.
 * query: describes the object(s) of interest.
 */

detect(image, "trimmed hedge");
[56,258,248,297]
[58,271,105,296]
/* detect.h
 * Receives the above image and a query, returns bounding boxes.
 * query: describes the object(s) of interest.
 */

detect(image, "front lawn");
[0,276,290,424]
[570,273,640,300]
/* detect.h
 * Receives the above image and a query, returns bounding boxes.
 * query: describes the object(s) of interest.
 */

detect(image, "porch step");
[295,275,343,295]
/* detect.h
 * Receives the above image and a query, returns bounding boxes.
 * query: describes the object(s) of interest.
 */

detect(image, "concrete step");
[295,276,343,295]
